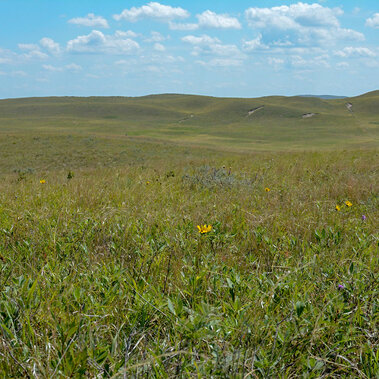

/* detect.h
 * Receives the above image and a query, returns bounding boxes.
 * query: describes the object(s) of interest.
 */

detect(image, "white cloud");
[366,13,379,29]
[65,63,82,71]
[245,3,364,47]
[43,63,82,72]
[113,2,189,22]
[207,44,241,57]
[290,55,307,66]
[335,47,376,58]
[164,55,184,63]
[14,39,60,62]
[40,38,61,55]
[42,64,62,72]
[268,57,284,66]
[115,30,138,38]
[67,30,140,54]
[291,54,330,68]
[243,34,268,52]
[336,62,349,68]
[18,44,48,60]
[0,48,17,65]
[169,22,199,31]
[154,43,165,51]
[18,43,39,51]
[182,35,220,46]
[197,10,241,29]
[246,3,341,29]
[24,50,49,59]
[115,60,130,65]
[197,58,243,67]
[145,31,166,42]
[182,34,243,62]
[68,13,109,28]
[170,10,241,31]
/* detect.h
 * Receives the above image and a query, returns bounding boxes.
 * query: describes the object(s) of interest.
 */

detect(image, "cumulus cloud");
[66,30,140,54]
[243,34,268,52]
[18,43,48,59]
[68,13,109,28]
[366,13,379,29]
[197,10,241,29]
[113,2,189,22]
[335,47,376,58]
[40,38,61,55]
[182,35,220,46]
[170,10,241,30]
[182,34,244,64]
[245,3,364,46]
[246,3,341,29]
[19,39,61,58]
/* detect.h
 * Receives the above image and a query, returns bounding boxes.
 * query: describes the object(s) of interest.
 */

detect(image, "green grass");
[0,91,378,152]
[0,93,378,377]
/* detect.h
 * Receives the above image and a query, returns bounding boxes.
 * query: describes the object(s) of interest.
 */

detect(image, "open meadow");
[0,94,378,377]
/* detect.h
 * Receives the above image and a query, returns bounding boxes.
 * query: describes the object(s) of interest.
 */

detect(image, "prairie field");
[0,94,378,377]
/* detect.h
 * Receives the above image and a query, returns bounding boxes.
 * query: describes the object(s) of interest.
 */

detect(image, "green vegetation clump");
[0,94,378,376]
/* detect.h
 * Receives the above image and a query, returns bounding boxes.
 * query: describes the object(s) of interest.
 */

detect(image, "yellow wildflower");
[197,224,212,234]
[265,187,270,192]
[40,179,46,184]
[345,201,352,207]
[335,205,341,211]
[146,181,150,185]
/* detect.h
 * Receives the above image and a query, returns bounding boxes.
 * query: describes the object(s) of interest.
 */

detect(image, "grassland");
[0,91,378,156]
[0,93,378,377]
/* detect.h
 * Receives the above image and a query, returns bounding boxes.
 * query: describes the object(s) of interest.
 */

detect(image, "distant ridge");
[298,95,347,100]
[0,89,377,151]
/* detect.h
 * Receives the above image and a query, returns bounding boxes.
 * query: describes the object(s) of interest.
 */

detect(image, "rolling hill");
[0,91,378,152]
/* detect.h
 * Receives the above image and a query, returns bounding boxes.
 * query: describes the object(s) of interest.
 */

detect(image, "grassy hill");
[0,92,378,377]
[0,91,378,156]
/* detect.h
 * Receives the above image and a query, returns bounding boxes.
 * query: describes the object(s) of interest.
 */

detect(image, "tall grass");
[0,149,378,377]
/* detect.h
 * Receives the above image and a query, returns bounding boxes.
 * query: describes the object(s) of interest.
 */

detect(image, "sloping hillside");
[0,91,378,151]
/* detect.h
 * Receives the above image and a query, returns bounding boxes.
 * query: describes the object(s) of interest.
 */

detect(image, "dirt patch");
[248,106,264,116]
[302,113,316,119]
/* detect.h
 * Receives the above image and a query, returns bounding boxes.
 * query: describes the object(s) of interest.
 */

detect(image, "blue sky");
[0,0,378,98]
